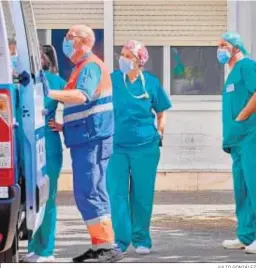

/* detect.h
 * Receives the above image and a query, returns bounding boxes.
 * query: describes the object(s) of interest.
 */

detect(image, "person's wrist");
[47,90,53,98]
[158,130,163,137]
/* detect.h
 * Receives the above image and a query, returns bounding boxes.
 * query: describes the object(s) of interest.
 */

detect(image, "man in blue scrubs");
[219,32,256,254]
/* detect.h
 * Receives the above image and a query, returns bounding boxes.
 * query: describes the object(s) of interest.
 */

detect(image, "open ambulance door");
[9,0,49,235]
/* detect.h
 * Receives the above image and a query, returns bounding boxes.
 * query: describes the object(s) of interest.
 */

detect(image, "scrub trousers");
[106,141,160,252]
[28,153,63,257]
[70,137,115,250]
[230,129,256,246]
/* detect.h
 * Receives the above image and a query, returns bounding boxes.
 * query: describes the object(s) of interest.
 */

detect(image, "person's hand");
[235,115,248,122]
[48,119,63,132]
[235,110,250,122]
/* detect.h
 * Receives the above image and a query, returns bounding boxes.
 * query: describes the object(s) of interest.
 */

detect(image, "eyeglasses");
[65,34,84,41]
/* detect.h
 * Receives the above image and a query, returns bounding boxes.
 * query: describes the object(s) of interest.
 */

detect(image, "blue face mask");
[62,38,75,59]
[217,48,231,65]
[119,57,134,74]
[11,55,18,69]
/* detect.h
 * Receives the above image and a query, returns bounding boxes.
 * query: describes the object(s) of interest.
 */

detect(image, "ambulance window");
[1,2,18,83]
[43,45,59,74]
[2,2,16,42]
[21,1,40,76]
[2,2,17,60]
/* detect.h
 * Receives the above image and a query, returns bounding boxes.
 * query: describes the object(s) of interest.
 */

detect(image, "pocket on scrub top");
[226,120,246,144]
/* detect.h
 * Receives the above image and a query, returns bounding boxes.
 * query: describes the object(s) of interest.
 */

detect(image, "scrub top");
[76,62,102,100]
[44,71,66,156]
[111,70,172,148]
[222,57,256,152]
[11,55,18,73]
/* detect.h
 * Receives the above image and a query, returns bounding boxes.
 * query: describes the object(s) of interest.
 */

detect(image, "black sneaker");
[72,249,98,263]
[97,248,123,263]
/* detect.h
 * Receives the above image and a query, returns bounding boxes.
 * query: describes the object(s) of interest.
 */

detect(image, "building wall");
[113,0,227,46]
[32,1,104,29]
[33,0,230,173]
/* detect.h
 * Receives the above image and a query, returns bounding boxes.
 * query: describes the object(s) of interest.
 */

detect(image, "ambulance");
[0,0,49,262]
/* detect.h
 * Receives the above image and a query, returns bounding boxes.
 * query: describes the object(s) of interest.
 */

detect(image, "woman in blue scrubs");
[24,46,66,262]
[219,32,256,254]
[107,40,172,255]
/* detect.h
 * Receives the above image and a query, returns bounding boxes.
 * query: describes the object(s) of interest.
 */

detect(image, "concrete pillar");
[236,1,252,54]
[227,0,253,56]
[250,1,256,59]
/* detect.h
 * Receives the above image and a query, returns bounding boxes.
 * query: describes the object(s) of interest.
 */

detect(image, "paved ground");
[19,191,256,263]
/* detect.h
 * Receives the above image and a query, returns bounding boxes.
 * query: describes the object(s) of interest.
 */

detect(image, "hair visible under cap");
[74,24,95,49]
[8,38,16,46]
[221,31,249,56]
[40,44,52,71]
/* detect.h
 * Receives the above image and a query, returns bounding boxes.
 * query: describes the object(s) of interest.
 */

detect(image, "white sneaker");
[26,254,55,263]
[245,241,256,254]
[135,246,151,255]
[22,252,35,262]
[222,238,245,249]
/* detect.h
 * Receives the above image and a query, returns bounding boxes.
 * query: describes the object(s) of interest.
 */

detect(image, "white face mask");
[119,57,134,74]
[62,38,75,59]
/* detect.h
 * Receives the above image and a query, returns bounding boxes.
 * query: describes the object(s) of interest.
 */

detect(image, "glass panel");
[170,47,224,95]
[114,46,164,84]
[2,2,15,40]
[21,1,41,75]
[37,29,47,45]
[2,1,18,78]
[42,45,59,74]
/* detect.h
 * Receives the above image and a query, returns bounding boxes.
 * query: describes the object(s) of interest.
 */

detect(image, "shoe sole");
[99,254,124,263]
[223,244,245,250]
[135,250,151,255]
[25,259,55,263]
[223,247,245,250]
[245,250,256,254]
[36,260,55,263]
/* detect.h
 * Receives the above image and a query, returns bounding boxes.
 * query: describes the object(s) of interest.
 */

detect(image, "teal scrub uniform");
[28,71,65,256]
[222,58,256,246]
[107,70,172,252]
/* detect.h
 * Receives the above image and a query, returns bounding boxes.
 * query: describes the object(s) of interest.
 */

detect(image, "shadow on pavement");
[57,191,235,206]
[19,216,256,263]
[19,190,248,263]
[51,226,256,263]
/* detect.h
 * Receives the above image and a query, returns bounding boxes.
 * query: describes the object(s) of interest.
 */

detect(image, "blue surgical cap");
[221,32,249,56]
